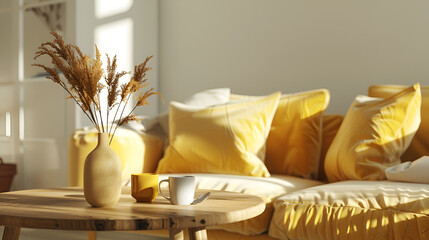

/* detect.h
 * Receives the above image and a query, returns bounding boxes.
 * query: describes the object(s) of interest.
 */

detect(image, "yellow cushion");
[269,180,429,240]
[156,92,281,177]
[318,114,344,181]
[68,128,164,187]
[325,84,421,182]
[369,85,429,162]
[231,89,330,179]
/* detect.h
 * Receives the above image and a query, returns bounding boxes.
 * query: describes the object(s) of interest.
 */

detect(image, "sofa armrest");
[68,128,165,187]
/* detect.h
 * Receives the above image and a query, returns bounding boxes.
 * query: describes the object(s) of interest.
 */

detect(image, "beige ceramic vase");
[84,132,122,207]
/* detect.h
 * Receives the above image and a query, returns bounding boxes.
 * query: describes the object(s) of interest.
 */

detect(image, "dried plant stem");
[106,103,110,135]
[92,105,99,131]
[109,94,131,144]
[97,92,105,133]
[108,99,122,137]
[33,32,161,144]
[61,84,99,130]
[84,99,100,132]
[69,82,102,132]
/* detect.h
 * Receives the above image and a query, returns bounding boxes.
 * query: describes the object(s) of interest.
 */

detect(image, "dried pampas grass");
[33,32,162,143]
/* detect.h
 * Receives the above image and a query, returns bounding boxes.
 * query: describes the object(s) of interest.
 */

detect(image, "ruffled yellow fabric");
[325,84,421,181]
[269,180,429,240]
[369,85,429,162]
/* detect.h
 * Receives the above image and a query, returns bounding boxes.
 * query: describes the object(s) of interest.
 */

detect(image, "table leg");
[169,228,184,240]
[2,226,20,240]
[188,227,207,240]
[87,231,96,240]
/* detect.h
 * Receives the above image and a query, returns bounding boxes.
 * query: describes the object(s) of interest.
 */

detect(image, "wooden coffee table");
[0,187,265,240]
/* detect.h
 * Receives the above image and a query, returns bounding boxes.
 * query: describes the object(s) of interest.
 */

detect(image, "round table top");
[0,187,265,231]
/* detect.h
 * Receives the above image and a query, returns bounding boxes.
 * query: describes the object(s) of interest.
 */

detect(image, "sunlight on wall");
[95,18,133,75]
[95,0,133,19]
[74,0,158,129]
[95,18,134,122]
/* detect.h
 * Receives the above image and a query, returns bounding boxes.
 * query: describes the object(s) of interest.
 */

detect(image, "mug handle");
[158,179,171,201]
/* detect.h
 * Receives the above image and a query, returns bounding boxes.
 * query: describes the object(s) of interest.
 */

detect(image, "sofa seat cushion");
[154,173,323,236]
[269,180,429,240]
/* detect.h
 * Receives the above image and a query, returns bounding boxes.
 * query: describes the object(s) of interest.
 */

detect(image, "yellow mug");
[131,173,159,202]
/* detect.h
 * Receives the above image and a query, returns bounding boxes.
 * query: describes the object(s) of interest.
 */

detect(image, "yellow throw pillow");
[318,114,344,181]
[231,89,330,179]
[156,92,281,177]
[369,85,429,162]
[325,84,421,182]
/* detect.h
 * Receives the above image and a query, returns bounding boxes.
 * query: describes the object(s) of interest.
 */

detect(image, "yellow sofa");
[68,128,322,240]
[68,85,429,240]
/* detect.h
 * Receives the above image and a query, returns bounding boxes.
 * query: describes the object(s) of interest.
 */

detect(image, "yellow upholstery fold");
[318,114,344,181]
[369,85,429,162]
[269,180,429,240]
[325,84,421,181]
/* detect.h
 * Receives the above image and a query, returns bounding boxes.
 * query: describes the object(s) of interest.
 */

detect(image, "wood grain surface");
[0,187,265,233]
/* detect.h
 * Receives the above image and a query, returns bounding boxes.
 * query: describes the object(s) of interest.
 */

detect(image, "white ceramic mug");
[158,176,195,205]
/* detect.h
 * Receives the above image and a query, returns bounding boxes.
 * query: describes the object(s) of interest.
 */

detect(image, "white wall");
[159,0,429,114]
[74,0,159,127]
